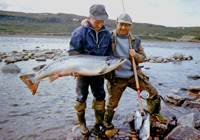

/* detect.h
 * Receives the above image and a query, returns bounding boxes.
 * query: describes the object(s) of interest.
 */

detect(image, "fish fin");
[49,76,59,82]
[19,74,39,95]
[71,72,79,77]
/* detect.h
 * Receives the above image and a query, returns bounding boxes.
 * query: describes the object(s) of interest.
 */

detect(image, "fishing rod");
[121,0,126,13]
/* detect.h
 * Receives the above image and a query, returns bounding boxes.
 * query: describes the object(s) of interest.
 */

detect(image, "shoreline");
[0,33,200,43]
[0,33,70,39]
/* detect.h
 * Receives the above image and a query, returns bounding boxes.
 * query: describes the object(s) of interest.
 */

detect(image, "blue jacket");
[68,22,114,56]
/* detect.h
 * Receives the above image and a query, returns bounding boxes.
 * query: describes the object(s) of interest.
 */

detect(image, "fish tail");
[19,74,40,95]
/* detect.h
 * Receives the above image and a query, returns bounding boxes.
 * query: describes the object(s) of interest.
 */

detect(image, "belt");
[115,76,134,80]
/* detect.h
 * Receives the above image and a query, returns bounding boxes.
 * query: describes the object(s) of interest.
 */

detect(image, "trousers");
[106,72,158,110]
[76,75,106,103]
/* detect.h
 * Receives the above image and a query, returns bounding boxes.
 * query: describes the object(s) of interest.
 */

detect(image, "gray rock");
[23,56,29,61]
[177,113,195,128]
[183,54,193,60]
[182,100,200,108]
[171,53,183,60]
[4,57,18,64]
[35,57,46,61]
[1,63,21,74]
[164,125,200,140]
[34,52,43,58]
[187,74,200,80]
[156,57,163,63]
[164,93,186,106]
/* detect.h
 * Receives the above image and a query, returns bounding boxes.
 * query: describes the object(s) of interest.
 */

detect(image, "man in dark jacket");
[68,4,113,136]
[103,13,168,130]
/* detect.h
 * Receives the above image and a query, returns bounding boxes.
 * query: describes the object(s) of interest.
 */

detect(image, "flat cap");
[117,13,132,25]
[89,4,108,20]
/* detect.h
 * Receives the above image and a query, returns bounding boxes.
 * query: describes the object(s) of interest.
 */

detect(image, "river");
[0,36,200,139]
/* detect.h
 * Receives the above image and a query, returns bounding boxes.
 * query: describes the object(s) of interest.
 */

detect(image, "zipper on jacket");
[90,27,107,48]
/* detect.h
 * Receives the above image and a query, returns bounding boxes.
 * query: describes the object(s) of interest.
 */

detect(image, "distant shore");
[0,33,200,43]
[0,33,70,39]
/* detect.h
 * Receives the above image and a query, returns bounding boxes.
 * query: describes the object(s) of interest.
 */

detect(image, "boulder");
[1,63,21,74]
[177,113,195,128]
[183,54,193,60]
[182,100,200,108]
[164,93,186,106]
[164,125,200,140]
[4,57,18,64]
[189,86,200,94]
[187,74,200,80]
[170,53,183,60]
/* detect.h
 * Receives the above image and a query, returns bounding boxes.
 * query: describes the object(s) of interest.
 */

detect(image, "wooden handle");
[132,57,144,113]
[128,34,144,114]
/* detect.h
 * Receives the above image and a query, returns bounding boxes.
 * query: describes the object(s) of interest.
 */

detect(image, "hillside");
[0,10,200,41]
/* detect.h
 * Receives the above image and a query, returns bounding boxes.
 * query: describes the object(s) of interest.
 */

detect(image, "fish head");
[99,56,126,74]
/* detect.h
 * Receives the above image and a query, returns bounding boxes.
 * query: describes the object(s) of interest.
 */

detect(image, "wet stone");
[187,74,200,80]
[164,125,200,140]
[1,63,21,74]
[4,57,18,64]
[182,100,200,108]
[177,113,195,128]
[35,57,46,61]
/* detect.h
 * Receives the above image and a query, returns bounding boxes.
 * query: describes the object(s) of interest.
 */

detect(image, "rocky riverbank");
[0,48,194,64]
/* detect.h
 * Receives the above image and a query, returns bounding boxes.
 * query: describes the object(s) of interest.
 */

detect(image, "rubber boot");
[103,110,115,130]
[146,96,168,123]
[91,110,105,135]
[77,110,90,136]
[74,101,90,136]
[91,100,105,135]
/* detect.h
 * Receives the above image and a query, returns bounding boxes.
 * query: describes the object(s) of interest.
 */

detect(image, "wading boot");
[103,110,115,130]
[74,101,90,136]
[77,110,90,136]
[91,100,105,136]
[91,110,105,135]
[146,95,168,123]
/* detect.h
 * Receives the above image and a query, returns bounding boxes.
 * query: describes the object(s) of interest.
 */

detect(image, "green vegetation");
[1,10,200,41]
[195,35,200,40]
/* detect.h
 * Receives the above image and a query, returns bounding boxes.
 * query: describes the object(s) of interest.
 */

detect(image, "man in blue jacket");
[68,4,113,136]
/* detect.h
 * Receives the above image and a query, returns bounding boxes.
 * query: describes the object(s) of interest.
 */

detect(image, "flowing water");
[0,36,200,139]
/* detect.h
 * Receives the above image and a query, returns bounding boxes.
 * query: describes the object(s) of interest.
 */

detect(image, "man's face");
[88,17,104,31]
[117,22,131,35]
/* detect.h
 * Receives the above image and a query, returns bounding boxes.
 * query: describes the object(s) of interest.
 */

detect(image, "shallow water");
[0,36,200,139]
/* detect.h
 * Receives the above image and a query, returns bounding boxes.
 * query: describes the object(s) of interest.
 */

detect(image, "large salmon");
[20,55,126,95]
